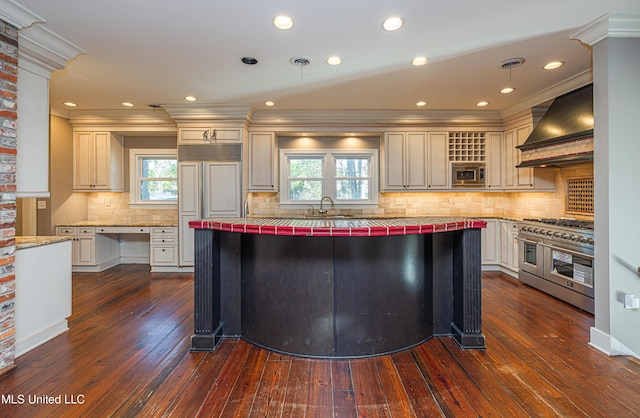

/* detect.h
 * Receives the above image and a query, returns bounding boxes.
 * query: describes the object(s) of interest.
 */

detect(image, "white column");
[572,13,640,357]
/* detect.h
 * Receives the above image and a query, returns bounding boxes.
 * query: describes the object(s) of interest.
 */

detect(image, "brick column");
[0,19,18,375]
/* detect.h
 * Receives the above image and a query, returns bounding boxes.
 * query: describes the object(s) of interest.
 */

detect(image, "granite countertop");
[189,216,486,237]
[57,220,178,227]
[16,236,72,250]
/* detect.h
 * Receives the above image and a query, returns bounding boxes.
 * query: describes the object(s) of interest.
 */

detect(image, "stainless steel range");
[516,218,594,313]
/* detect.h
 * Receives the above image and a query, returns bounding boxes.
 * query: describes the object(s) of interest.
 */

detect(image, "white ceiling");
[14,0,640,117]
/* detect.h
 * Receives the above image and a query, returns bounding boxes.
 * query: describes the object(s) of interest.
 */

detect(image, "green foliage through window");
[140,158,177,201]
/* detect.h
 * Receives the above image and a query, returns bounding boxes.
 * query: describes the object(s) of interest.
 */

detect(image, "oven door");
[542,244,594,297]
[517,237,544,277]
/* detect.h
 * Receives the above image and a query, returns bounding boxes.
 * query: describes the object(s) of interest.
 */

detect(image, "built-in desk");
[56,221,179,272]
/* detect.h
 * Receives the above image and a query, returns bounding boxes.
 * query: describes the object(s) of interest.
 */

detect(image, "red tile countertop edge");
[189,217,486,237]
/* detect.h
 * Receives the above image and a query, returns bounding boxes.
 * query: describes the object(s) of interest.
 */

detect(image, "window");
[280,149,378,207]
[129,149,177,207]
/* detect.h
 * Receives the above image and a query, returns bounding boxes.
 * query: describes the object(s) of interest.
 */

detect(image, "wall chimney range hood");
[517,84,593,168]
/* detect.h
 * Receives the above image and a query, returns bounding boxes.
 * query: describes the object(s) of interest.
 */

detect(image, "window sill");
[129,203,178,210]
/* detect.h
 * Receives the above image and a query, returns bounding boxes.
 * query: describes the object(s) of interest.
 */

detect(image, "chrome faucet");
[319,195,334,215]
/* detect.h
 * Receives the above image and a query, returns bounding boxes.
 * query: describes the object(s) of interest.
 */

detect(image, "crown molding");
[250,109,504,130]
[571,12,640,46]
[67,108,177,135]
[19,23,85,73]
[0,0,44,29]
[162,104,254,125]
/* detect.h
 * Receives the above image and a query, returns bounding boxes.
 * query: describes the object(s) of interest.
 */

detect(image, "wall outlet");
[487,198,494,206]
[37,200,46,210]
[624,294,640,309]
[105,199,111,207]
[395,198,405,206]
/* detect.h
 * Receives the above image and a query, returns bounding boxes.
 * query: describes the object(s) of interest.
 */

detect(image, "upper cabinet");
[382,132,428,191]
[504,124,554,190]
[248,132,277,192]
[73,131,124,192]
[426,132,448,189]
[485,132,504,189]
[383,131,484,191]
[178,126,242,145]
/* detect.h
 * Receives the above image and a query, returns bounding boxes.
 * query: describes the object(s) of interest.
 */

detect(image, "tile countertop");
[56,220,178,227]
[189,216,486,237]
[16,236,72,250]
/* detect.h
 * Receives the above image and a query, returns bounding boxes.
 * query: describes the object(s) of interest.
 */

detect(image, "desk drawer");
[151,227,178,235]
[57,227,76,235]
[96,226,150,234]
[151,236,177,245]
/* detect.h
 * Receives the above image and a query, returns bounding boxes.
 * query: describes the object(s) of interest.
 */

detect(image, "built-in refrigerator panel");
[178,144,242,267]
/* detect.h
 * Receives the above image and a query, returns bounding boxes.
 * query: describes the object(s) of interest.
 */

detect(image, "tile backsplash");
[87,164,593,222]
[87,192,178,223]
[249,164,594,221]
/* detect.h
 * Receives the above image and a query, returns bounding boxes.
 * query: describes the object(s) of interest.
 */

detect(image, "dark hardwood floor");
[1,264,639,417]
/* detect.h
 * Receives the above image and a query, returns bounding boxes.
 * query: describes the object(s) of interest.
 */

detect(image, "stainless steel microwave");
[451,163,486,187]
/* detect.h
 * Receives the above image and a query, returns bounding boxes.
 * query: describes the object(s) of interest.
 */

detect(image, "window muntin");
[280,149,378,206]
[335,157,370,200]
[130,149,177,206]
[287,156,324,201]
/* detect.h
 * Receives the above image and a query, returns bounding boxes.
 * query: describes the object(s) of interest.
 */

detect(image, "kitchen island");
[190,216,486,358]
[15,236,72,356]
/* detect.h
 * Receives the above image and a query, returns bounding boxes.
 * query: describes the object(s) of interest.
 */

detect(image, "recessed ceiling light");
[500,87,515,94]
[416,101,427,107]
[185,96,197,102]
[411,56,429,66]
[121,102,134,107]
[477,101,489,107]
[326,56,342,66]
[543,61,564,70]
[241,57,258,65]
[273,15,294,30]
[265,101,275,107]
[63,102,77,107]
[383,16,404,31]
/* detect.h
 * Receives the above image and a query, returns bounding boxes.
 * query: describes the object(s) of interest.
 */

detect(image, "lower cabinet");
[150,227,178,270]
[480,218,519,277]
[57,225,180,272]
[499,219,519,276]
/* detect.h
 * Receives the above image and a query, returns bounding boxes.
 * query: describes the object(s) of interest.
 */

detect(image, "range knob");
[578,237,587,243]
[561,233,570,240]
[554,232,562,238]
[586,238,594,245]
[547,231,554,236]
[570,235,579,241]
[533,228,541,234]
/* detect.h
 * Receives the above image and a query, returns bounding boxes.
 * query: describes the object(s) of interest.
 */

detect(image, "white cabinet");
[248,132,277,191]
[56,226,95,265]
[383,132,427,191]
[178,126,242,145]
[73,131,124,192]
[481,218,500,266]
[426,132,448,189]
[178,161,241,267]
[56,226,120,271]
[504,125,554,191]
[150,227,178,269]
[204,162,242,217]
[485,132,503,189]
[178,162,199,267]
[499,219,519,276]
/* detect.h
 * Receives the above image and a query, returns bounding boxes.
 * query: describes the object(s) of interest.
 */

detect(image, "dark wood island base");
[190,217,486,358]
